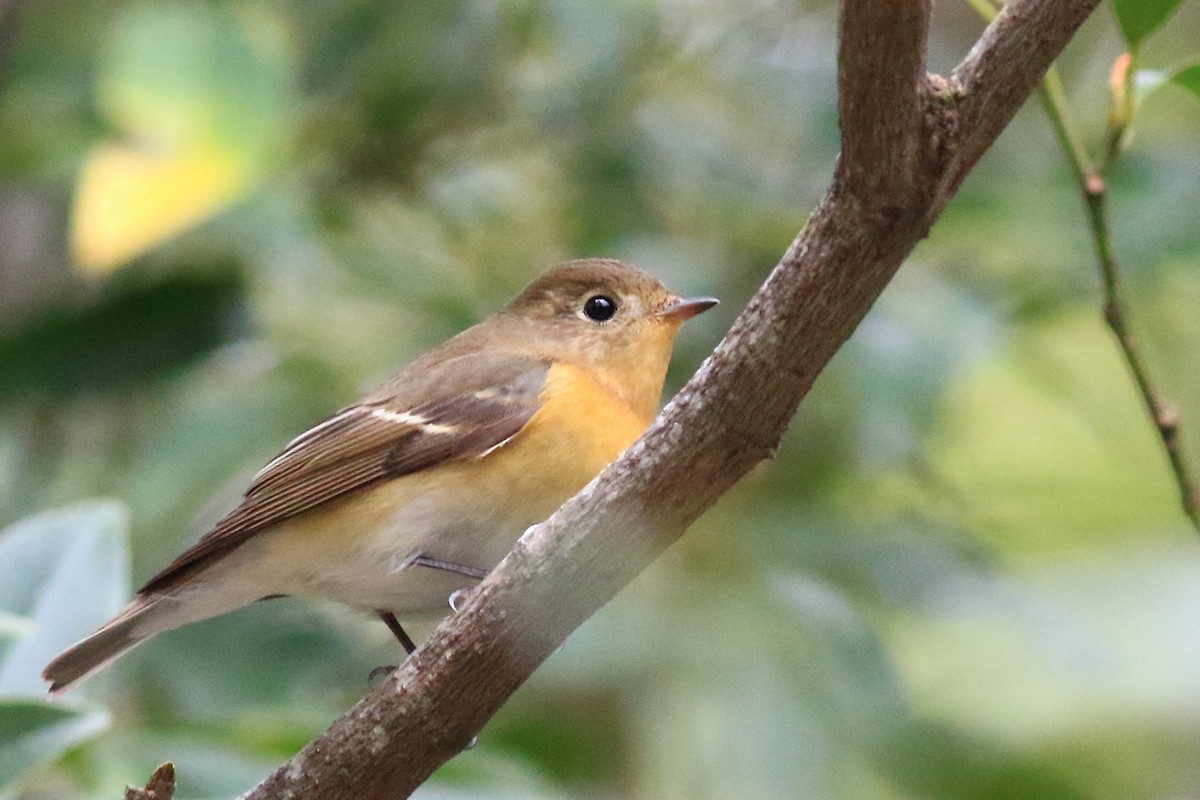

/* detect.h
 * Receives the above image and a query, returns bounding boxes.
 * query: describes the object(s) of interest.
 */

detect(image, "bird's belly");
[255,365,649,614]
[300,475,554,613]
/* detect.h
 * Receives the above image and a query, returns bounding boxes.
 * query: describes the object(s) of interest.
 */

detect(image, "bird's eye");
[582,295,617,322]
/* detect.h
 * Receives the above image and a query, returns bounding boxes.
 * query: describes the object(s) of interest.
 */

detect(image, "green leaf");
[0,699,107,788]
[0,503,130,696]
[1171,62,1200,103]
[0,270,246,403]
[1113,0,1186,47]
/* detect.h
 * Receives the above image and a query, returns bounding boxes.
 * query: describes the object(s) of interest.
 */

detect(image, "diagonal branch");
[947,0,1099,197]
[1039,57,1200,532]
[1089,177,1200,531]
[243,0,1102,797]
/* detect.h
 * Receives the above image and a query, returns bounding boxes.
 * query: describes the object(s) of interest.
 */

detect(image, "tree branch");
[837,0,929,201]
[243,0,1102,796]
[124,764,174,800]
[1040,59,1200,532]
[948,0,1099,197]
[1088,177,1200,531]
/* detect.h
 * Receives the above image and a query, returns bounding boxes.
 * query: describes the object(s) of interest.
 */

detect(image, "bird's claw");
[368,665,397,686]
[448,587,475,612]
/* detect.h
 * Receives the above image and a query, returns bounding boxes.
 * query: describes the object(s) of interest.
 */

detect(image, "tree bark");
[124,763,174,800]
[244,0,1102,797]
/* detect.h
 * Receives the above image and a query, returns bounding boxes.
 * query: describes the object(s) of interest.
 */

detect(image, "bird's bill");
[656,296,719,322]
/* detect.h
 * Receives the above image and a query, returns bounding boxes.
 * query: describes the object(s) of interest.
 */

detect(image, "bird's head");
[503,259,717,419]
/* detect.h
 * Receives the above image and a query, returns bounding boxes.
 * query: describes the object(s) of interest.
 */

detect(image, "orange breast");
[518,361,652,479]
[258,362,654,599]
[437,361,650,529]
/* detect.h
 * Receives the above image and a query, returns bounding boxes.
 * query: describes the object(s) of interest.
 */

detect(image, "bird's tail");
[42,596,163,694]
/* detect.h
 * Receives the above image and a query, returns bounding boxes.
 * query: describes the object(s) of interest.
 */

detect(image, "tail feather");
[45,551,275,694]
[42,598,158,694]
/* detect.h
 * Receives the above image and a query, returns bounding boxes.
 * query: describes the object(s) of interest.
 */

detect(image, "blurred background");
[1,1,1199,798]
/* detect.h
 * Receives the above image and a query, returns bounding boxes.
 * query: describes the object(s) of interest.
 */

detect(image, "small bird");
[43,259,716,692]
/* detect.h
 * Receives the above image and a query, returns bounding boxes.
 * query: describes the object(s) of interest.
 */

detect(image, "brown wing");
[140,353,548,594]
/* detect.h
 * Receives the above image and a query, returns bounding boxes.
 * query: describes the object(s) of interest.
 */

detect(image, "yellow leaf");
[71,142,251,273]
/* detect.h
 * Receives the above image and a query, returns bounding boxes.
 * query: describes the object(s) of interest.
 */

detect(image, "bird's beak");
[657,296,719,322]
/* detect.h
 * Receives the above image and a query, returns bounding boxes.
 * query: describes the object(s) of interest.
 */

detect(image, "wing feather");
[140,354,548,593]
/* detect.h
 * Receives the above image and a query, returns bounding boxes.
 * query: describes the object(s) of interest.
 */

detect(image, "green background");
[1,1,1199,798]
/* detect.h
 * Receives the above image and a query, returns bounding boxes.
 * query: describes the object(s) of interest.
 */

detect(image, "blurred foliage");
[0,270,246,402]
[1173,62,1200,102]
[0,0,1199,798]
[1111,0,1184,48]
[0,505,123,790]
[71,4,292,272]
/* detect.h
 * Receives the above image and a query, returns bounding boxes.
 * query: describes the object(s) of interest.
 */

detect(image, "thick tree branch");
[243,0,1102,797]
[837,0,929,201]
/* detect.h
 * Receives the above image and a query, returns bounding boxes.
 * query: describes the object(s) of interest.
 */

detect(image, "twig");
[1017,18,1195,532]
[1037,67,1090,188]
[1084,176,1200,530]
[965,0,1200,531]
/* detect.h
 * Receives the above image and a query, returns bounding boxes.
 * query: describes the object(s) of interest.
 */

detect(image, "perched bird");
[44,259,716,692]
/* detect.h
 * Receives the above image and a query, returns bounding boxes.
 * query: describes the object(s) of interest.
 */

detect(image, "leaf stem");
[1037,67,1093,186]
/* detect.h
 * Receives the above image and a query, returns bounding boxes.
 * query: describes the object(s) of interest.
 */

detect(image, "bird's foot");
[368,665,397,686]
[448,587,477,612]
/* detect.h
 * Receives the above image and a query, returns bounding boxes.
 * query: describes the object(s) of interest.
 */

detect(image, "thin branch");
[964,0,1200,531]
[243,0,1103,797]
[1038,64,1200,530]
[1085,179,1200,531]
[1037,67,1092,187]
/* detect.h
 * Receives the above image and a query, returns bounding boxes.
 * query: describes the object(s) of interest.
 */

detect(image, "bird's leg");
[369,559,487,684]
[377,610,416,653]
[410,555,488,580]
[369,610,416,684]
[410,554,488,613]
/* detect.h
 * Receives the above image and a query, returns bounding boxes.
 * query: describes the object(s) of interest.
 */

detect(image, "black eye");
[583,295,617,322]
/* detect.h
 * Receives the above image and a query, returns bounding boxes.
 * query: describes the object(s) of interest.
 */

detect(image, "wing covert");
[140,354,548,593]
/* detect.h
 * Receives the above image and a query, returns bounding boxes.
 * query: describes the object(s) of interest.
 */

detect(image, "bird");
[43,258,717,692]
